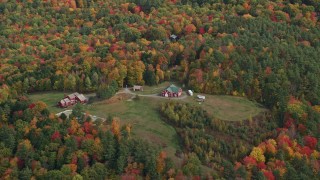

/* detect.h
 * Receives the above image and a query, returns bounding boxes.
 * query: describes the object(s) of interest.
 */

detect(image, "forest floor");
[28,87,264,172]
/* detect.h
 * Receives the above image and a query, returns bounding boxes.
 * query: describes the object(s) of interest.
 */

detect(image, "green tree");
[19,167,32,180]
[222,160,236,179]
[96,84,115,100]
[92,163,108,180]
[110,80,119,92]
[81,167,98,180]
[44,170,64,179]
[22,78,29,93]
[72,174,84,180]
[144,69,157,86]
[0,125,16,151]
[284,163,300,180]
[91,72,99,88]
[71,103,84,122]
[84,76,92,90]
[101,131,116,166]
[182,153,201,176]
[64,74,77,91]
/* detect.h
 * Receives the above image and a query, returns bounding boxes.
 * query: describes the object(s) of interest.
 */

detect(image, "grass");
[28,92,69,113]
[84,97,181,161]
[182,94,264,121]
[27,87,264,173]
[134,81,177,95]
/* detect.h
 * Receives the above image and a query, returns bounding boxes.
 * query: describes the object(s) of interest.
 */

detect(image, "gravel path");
[56,88,187,119]
[55,109,105,121]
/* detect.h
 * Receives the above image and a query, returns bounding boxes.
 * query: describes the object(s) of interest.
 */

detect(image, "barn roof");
[67,93,76,99]
[76,94,87,101]
[170,34,177,39]
[64,98,71,103]
[166,84,180,93]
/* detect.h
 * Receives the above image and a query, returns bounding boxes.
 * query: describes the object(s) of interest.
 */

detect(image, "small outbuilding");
[197,95,205,102]
[133,85,143,91]
[188,90,193,96]
[170,34,178,41]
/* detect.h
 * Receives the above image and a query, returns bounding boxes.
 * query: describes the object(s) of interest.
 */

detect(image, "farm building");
[58,92,87,108]
[161,84,182,97]
[133,85,143,91]
[188,90,193,96]
[75,93,87,103]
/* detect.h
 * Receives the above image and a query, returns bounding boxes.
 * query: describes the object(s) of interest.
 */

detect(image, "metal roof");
[77,94,87,101]
[170,34,177,39]
[166,84,180,93]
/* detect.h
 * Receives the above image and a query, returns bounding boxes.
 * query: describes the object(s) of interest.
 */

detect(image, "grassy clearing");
[84,97,181,161]
[28,88,264,172]
[182,94,264,121]
[28,92,68,113]
[29,91,181,163]
[183,94,265,121]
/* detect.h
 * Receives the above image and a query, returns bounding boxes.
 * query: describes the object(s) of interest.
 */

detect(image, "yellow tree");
[111,118,121,140]
[156,151,166,174]
[250,147,265,162]
[0,85,10,104]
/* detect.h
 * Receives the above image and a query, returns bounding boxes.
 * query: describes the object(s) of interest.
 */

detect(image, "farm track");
[118,88,188,100]
[56,88,187,118]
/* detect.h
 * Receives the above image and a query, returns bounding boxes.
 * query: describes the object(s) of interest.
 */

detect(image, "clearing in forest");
[182,94,264,121]
[28,89,264,169]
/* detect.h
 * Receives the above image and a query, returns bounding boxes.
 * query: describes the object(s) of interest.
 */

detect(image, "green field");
[133,81,180,95]
[182,94,264,121]
[28,92,68,113]
[85,97,181,162]
[28,89,264,169]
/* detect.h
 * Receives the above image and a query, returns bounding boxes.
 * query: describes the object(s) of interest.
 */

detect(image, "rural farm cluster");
[0,0,319,179]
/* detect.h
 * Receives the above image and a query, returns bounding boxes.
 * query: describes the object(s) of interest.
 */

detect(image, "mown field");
[27,92,67,113]
[133,81,178,95]
[28,89,264,170]
[182,94,264,121]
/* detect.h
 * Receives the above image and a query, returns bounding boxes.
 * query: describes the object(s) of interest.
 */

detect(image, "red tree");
[304,136,317,150]
[51,131,61,141]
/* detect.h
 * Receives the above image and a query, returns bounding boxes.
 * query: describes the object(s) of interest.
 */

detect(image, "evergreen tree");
[222,160,236,180]
[144,69,157,86]
[71,103,85,122]
[84,76,92,90]
[19,167,32,180]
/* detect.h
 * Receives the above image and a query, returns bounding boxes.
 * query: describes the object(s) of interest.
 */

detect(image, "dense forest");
[0,0,319,179]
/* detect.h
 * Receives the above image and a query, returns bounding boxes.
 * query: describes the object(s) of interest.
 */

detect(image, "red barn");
[161,84,182,97]
[75,93,88,103]
[66,93,77,101]
[58,92,88,108]
[58,99,67,108]
[58,98,72,108]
